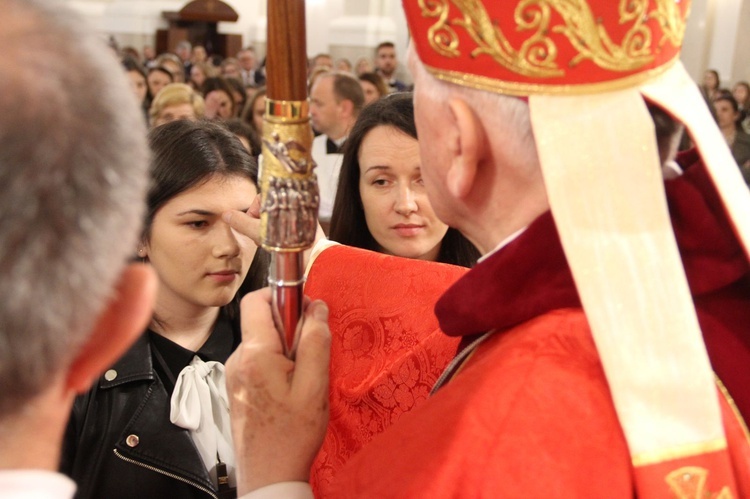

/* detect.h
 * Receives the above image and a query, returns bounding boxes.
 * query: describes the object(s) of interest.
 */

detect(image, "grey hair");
[407,44,539,171]
[0,0,150,417]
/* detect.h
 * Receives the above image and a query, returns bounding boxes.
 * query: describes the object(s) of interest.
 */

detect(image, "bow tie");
[326,138,343,154]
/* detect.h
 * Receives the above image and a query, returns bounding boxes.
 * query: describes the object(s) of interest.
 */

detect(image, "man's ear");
[339,98,354,118]
[446,98,485,199]
[65,263,157,393]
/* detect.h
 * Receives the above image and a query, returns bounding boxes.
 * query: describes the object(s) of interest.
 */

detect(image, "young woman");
[61,120,265,499]
[202,77,236,120]
[358,72,389,105]
[713,94,750,188]
[241,86,266,135]
[122,57,150,123]
[329,93,479,267]
[147,65,175,100]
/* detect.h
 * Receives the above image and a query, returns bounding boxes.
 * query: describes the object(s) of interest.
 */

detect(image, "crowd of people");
[699,69,750,184]
[2,0,749,498]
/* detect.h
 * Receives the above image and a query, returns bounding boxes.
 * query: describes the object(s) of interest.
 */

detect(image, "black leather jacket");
[60,332,233,499]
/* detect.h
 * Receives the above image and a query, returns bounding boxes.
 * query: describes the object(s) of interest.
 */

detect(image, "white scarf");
[170,356,236,489]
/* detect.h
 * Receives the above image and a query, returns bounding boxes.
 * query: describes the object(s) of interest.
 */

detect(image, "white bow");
[170,356,235,489]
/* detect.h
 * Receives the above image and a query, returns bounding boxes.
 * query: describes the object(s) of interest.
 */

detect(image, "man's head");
[238,47,257,72]
[407,46,545,252]
[175,40,192,63]
[403,2,743,472]
[310,53,333,74]
[0,0,154,430]
[375,42,398,78]
[309,72,365,140]
[221,57,242,79]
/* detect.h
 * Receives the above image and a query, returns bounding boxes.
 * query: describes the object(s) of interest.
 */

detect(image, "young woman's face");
[704,70,719,91]
[205,90,233,119]
[144,174,258,313]
[714,99,739,129]
[733,84,749,105]
[148,70,172,98]
[128,70,148,103]
[358,125,448,261]
[252,95,266,132]
[360,80,381,105]
[190,66,206,87]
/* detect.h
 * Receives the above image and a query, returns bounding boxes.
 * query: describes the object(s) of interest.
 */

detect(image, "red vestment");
[313,154,750,497]
[305,248,467,496]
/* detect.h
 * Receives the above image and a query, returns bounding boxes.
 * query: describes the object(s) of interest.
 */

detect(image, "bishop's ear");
[446,98,484,199]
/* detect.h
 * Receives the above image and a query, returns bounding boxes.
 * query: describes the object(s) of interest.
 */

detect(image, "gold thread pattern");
[424,54,678,96]
[419,0,460,57]
[650,0,688,48]
[416,0,688,78]
[665,467,733,499]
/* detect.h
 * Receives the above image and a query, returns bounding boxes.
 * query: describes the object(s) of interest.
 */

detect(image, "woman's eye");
[187,220,208,229]
[372,179,389,186]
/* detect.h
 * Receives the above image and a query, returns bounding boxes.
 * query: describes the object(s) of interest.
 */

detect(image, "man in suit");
[238,47,265,88]
[309,71,364,229]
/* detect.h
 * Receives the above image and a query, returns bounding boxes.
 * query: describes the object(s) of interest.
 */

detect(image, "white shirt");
[311,134,344,222]
[0,470,76,498]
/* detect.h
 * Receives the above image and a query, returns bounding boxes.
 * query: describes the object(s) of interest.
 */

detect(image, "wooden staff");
[260,0,317,358]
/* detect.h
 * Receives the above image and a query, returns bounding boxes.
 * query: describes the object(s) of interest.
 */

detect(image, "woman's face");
[704,71,719,91]
[205,90,233,119]
[360,80,381,105]
[358,125,448,261]
[154,103,196,127]
[252,95,266,132]
[148,70,172,98]
[733,84,749,106]
[128,70,148,103]
[714,99,739,129]
[190,66,206,88]
[144,174,258,313]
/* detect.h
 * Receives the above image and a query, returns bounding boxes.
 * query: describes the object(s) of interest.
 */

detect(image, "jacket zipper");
[113,448,218,499]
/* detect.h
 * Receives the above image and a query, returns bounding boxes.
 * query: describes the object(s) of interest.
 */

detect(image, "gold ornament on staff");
[260,0,318,358]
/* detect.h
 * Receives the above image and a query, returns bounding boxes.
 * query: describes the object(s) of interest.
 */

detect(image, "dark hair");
[714,94,743,130]
[375,41,395,53]
[225,118,261,157]
[329,93,479,267]
[358,72,389,101]
[330,72,365,116]
[224,76,247,114]
[122,55,147,80]
[202,76,236,115]
[241,86,266,134]
[145,120,268,301]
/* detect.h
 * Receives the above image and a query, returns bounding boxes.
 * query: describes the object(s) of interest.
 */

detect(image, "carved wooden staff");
[260,0,318,358]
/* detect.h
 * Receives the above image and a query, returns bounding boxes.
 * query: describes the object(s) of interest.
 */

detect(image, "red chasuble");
[304,246,467,496]
[316,155,750,497]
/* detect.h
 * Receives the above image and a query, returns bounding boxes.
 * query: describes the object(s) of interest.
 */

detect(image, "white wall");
[65,0,750,86]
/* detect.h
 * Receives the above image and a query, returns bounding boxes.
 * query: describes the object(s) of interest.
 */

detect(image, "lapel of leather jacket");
[103,335,216,493]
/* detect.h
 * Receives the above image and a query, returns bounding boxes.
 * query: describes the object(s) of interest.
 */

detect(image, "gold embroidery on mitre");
[651,0,690,48]
[665,467,733,499]
[416,0,688,78]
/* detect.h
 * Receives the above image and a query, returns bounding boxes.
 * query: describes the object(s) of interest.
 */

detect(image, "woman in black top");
[61,120,267,499]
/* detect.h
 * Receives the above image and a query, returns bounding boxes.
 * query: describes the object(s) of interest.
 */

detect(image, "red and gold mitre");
[404,1,750,497]
[404,0,691,95]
